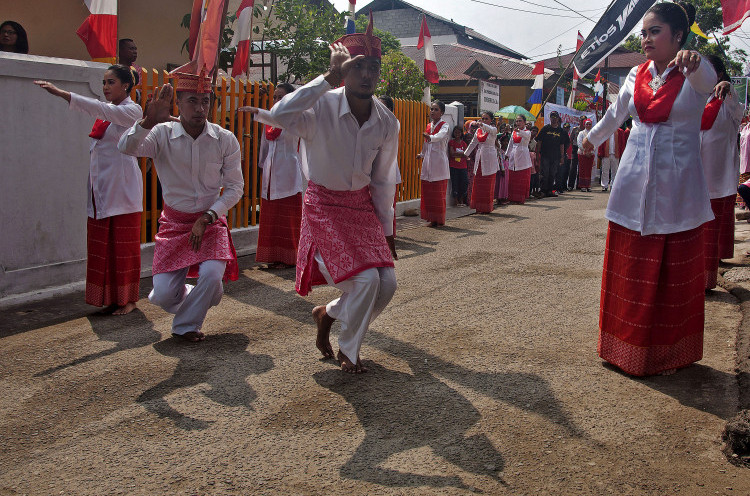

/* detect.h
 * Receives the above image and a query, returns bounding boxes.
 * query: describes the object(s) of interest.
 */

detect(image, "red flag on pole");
[229,0,255,77]
[77,0,118,63]
[417,16,439,84]
[176,0,228,76]
[722,0,750,34]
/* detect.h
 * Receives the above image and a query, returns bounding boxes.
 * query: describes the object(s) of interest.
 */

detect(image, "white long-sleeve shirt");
[254,108,306,200]
[419,118,450,181]
[700,89,743,199]
[587,60,717,235]
[268,75,400,236]
[69,93,143,219]
[577,128,594,155]
[507,128,532,171]
[117,121,243,217]
[465,122,500,175]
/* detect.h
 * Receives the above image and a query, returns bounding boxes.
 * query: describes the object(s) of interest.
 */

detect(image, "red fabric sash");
[476,127,488,143]
[265,124,282,141]
[424,120,445,142]
[700,97,723,130]
[512,130,522,143]
[89,119,111,139]
[633,63,685,123]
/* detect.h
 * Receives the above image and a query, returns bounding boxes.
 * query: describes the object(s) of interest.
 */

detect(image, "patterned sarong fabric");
[420,179,448,224]
[86,212,141,306]
[256,193,302,266]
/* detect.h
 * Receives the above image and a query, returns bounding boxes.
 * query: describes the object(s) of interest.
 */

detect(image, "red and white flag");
[722,0,750,35]
[229,0,255,77]
[179,0,227,76]
[568,31,585,107]
[77,0,117,63]
[417,15,439,84]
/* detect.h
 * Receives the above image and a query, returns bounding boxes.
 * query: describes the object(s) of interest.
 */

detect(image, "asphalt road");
[2,191,750,495]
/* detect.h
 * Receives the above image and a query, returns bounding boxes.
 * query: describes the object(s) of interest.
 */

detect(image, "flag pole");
[212,0,231,87]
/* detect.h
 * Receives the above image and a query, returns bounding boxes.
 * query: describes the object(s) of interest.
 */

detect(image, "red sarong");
[715,195,736,260]
[470,164,496,213]
[256,193,302,266]
[578,154,594,188]
[599,222,705,376]
[296,182,394,296]
[508,168,532,203]
[152,205,238,282]
[86,212,141,307]
[420,179,448,224]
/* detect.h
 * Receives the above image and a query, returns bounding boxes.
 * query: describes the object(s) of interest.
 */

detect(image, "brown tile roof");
[540,47,647,74]
[401,43,552,82]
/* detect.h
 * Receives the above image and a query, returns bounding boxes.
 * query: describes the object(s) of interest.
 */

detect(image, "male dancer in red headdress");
[118,70,243,342]
[263,16,399,373]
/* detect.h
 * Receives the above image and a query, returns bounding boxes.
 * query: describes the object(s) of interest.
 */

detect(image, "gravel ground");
[2,191,750,495]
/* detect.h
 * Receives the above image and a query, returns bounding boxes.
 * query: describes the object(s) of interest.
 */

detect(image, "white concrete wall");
[0,53,110,299]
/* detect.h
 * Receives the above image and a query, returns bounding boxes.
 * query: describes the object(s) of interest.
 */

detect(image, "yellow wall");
[499,86,530,108]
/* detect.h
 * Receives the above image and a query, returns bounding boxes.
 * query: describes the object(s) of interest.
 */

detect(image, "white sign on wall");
[478,80,500,114]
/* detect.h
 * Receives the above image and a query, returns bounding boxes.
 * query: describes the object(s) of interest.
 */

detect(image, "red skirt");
[599,222,705,376]
[421,179,448,224]
[508,168,532,203]
[715,195,735,260]
[578,154,594,188]
[470,164,496,213]
[86,212,141,307]
[256,193,302,265]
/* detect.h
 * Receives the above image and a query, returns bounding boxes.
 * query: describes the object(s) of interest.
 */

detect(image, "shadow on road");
[431,224,486,238]
[473,211,530,224]
[393,235,439,261]
[225,272,315,326]
[137,333,273,430]
[36,309,161,377]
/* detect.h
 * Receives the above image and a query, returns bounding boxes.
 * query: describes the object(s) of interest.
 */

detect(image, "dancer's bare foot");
[171,331,205,342]
[96,304,118,315]
[112,302,137,315]
[337,351,368,374]
[312,305,335,359]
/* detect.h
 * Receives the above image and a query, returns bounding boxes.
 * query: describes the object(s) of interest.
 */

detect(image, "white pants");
[315,251,396,364]
[601,155,619,188]
[149,259,226,335]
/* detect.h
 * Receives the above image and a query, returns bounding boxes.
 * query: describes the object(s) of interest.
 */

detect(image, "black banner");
[572,0,657,78]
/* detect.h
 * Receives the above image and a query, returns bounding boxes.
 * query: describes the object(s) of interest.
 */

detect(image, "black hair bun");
[678,2,696,26]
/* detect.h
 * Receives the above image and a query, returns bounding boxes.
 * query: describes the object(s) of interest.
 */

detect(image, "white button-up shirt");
[507,129,532,171]
[700,90,743,199]
[268,75,400,236]
[587,60,717,235]
[69,93,143,219]
[254,108,306,200]
[419,118,450,181]
[118,121,243,217]
[465,122,500,176]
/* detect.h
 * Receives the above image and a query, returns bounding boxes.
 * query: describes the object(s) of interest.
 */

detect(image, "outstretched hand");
[325,42,364,87]
[714,80,731,100]
[33,80,71,102]
[142,84,174,129]
[667,50,702,76]
[237,106,260,114]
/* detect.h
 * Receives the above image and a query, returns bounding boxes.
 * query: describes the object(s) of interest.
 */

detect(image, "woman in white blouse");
[576,119,595,192]
[581,2,717,376]
[465,111,500,213]
[35,65,143,315]
[700,55,743,289]
[506,114,533,203]
[241,83,306,268]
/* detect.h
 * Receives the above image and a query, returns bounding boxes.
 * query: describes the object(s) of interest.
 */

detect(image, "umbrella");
[494,106,536,121]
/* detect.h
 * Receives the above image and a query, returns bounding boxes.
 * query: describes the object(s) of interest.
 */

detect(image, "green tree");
[376,51,436,100]
[354,15,401,55]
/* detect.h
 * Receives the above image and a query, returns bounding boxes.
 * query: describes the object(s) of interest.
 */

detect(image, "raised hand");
[141,83,174,129]
[237,106,260,114]
[33,80,71,102]
[714,80,731,100]
[325,42,364,87]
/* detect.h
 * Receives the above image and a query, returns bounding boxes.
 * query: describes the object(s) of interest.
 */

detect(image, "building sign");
[556,87,565,106]
[478,80,500,114]
[732,76,748,111]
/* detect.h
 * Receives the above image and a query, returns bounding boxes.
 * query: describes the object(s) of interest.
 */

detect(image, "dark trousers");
[530,173,539,194]
[568,147,579,189]
[450,167,469,202]
[540,155,559,194]
[556,158,570,191]
[739,184,750,206]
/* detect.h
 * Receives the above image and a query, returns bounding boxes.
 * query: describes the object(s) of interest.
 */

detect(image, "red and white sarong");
[152,205,238,281]
[296,182,394,296]
[420,179,448,224]
[715,195,736,260]
[599,222,705,376]
[86,212,141,307]
[578,154,594,188]
[508,168,532,203]
[470,163,496,213]
[256,193,302,266]
[704,195,736,288]
[495,164,509,200]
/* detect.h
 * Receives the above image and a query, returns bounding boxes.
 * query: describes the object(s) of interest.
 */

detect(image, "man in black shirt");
[568,115,586,190]
[535,111,569,197]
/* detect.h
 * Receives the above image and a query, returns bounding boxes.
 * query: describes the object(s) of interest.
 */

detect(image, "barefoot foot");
[171,331,205,342]
[112,302,137,315]
[312,305,335,359]
[337,351,368,374]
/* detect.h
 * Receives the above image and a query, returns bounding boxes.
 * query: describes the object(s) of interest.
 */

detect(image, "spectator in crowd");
[568,115,586,190]
[495,133,510,205]
[0,21,28,54]
[448,126,469,206]
[118,38,142,84]
[577,119,595,192]
[528,126,540,198]
[557,122,572,192]
[535,111,569,197]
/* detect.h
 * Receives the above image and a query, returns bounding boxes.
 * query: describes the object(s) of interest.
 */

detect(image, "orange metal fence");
[131,69,428,242]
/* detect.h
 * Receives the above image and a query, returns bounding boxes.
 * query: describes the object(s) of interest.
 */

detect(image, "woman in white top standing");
[506,114,533,203]
[700,55,743,289]
[576,119,595,192]
[417,100,451,226]
[465,111,500,213]
[240,83,306,268]
[581,1,717,376]
[35,65,143,315]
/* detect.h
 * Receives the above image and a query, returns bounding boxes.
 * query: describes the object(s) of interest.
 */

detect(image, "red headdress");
[333,11,381,59]
[170,63,212,94]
